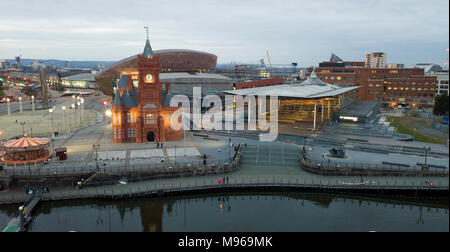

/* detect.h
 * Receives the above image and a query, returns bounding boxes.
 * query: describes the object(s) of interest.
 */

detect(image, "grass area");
[387,116,445,145]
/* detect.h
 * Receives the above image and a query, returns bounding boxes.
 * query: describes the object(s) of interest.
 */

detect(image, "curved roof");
[295,69,332,87]
[98,49,217,76]
[224,70,359,99]
[2,136,50,149]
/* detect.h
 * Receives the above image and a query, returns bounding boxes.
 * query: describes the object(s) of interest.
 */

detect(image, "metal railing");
[0,175,447,205]
[301,157,449,177]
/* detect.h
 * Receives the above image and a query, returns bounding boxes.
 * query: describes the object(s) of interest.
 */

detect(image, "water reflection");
[0,193,447,232]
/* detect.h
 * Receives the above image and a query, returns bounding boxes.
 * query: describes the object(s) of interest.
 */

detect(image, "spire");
[310,68,317,78]
[143,25,154,58]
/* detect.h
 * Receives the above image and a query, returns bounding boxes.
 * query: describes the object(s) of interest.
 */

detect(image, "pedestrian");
[161,143,163,148]
[226,176,229,184]
[157,142,160,148]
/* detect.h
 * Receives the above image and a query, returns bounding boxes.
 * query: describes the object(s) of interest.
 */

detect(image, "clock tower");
[111,31,182,144]
[135,37,164,143]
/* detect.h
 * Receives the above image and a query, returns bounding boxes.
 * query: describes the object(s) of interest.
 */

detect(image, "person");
[161,143,163,148]
[226,177,229,184]
[157,142,160,148]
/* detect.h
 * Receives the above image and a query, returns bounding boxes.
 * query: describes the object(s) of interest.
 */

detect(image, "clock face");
[145,74,153,82]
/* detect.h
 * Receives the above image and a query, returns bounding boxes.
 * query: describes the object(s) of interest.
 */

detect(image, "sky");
[0,0,448,67]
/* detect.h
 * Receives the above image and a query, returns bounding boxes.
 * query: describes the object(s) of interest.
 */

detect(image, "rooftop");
[224,70,360,99]
[62,73,95,81]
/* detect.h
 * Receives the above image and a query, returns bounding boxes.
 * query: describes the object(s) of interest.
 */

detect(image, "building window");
[145,114,156,125]
[127,128,136,138]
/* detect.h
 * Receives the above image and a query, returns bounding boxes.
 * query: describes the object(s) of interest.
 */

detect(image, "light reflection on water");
[0,193,448,232]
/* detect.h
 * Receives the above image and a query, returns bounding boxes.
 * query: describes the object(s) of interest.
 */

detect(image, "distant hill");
[5,59,116,69]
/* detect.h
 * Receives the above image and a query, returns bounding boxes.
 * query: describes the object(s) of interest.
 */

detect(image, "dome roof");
[294,69,335,88]
[2,136,50,150]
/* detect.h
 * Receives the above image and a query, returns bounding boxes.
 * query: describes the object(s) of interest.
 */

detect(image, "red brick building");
[111,38,182,143]
[234,77,285,90]
[307,65,437,108]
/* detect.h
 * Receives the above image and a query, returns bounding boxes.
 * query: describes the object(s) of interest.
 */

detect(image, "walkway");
[0,143,447,205]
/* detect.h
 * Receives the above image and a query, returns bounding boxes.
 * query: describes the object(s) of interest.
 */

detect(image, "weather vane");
[144,25,149,40]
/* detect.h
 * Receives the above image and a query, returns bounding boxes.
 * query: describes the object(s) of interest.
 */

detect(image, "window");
[145,114,156,125]
[127,128,136,138]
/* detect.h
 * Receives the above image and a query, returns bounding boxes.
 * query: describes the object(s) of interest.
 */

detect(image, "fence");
[432,121,449,132]
[300,157,449,177]
[0,175,447,205]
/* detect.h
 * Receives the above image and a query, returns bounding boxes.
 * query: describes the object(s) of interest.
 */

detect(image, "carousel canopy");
[2,136,50,150]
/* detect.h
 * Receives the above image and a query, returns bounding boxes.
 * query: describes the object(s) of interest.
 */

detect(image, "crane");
[266,50,273,76]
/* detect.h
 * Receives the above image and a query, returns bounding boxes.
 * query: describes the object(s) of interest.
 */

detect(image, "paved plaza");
[0,97,102,141]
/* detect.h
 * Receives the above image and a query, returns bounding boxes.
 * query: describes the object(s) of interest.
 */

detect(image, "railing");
[0,159,238,177]
[300,157,449,177]
[0,176,447,205]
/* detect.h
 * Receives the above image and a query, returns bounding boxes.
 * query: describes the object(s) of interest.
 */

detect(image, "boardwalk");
[0,143,448,205]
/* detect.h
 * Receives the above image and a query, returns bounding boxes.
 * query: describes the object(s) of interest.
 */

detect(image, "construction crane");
[266,50,273,76]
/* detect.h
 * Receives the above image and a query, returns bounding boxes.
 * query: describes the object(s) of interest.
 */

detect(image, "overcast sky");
[0,0,448,67]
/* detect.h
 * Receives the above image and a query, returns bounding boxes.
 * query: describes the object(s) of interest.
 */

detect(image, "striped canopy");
[2,136,50,149]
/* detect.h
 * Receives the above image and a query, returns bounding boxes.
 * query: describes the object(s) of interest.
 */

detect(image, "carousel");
[1,135,51,165]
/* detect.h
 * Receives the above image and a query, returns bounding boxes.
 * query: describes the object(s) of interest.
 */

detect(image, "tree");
[0,82,4,97]
[433,93,449,116]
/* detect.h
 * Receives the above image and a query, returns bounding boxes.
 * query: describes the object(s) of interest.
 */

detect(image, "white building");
[365,52,386,68]
[431,71,449,95]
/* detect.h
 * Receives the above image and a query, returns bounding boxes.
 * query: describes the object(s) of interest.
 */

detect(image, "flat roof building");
[224,70,360,128]
[61,73,97,89]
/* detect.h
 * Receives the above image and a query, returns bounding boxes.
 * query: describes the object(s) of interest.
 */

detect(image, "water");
[0,193,448,232]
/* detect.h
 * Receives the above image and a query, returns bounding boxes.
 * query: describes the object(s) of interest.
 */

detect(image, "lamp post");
[71,103,75,129]
[31,95,35,111]
[424,147,431,166]
[77,102,82,128]
[228,138,231,161]
[62,106,67,133]
[93,144,100,170]
[49,108,54,137]
[20,121,26,136]
[105,109,112,160]
[6,98,11,116]
[19,97,22,114]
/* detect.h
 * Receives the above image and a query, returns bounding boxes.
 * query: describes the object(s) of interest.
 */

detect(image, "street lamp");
[19,97,22,114]
[104,109,112,160]
[77,102,81,127]
[62,106,67,133]
[424,147,432,166]
[6,98,11,116]
[93,144,100,170]
[49,108,54,137]
[20,121,26,136]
